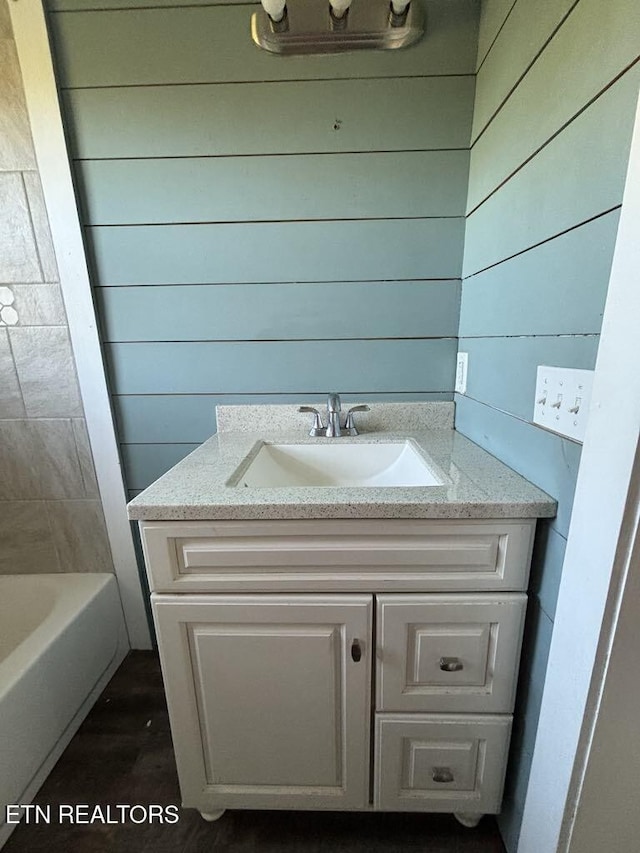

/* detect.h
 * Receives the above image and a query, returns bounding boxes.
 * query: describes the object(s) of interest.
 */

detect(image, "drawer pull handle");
[351,639,362,662]
[432,767,454,784]
[439,656,463,672]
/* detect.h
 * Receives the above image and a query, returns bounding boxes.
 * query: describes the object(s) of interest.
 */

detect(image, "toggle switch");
[550,394,563,409]
[533,367,594,443]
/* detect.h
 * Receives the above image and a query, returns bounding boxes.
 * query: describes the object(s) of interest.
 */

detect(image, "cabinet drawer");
[374,713,511,814]
[140,519,535,593]
[376,594,526,713]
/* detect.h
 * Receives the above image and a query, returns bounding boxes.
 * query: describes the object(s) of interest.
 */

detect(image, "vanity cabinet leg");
[199,809,226,822]
[454,812,483,828]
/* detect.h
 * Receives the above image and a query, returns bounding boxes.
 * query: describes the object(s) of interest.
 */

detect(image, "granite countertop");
[127,403,556,522]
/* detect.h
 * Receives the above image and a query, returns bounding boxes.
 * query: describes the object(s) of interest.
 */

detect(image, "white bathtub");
[0,573,129,847]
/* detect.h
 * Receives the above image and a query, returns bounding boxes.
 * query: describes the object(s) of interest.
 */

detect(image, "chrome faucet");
[299,394,370,437]
[326,393,342,438]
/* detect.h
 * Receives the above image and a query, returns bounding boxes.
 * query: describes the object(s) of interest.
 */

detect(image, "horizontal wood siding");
[464,67,638,275]
[459,3,639,849]
[89,219,465,286]
[455,397,581,542]
[50,0,252,9]
[120,443,200,492]
[63,77,475,159]
[475,0,516,69]
[472,0,577,141]
[114,392,453,445]
[78,151,469,225]
[48,0,479,86]
[469,0,640,210]
[458,211,618,337]
[49,0,477,490]
[459,335,599,423]
[106,339,457,395]
[97,281,461,343]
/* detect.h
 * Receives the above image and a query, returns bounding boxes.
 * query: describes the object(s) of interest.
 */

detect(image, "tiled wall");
[456,1,639,849]
[47,0,479,494]
[0,0,113,575]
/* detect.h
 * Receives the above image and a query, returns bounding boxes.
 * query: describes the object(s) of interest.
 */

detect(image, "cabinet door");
[153,594,372,812]
[377,593,526,713]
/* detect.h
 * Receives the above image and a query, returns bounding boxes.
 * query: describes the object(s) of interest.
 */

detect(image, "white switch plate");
[533,365,594,443]
[455,352,468,394]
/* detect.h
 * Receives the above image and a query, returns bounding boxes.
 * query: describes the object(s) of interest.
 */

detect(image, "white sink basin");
[233,441,443,488]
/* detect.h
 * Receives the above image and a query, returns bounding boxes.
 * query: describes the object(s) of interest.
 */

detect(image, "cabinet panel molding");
[153,594,372,812]
[140,519,535,594]
[374,713,512,813]
[376,593,527,713]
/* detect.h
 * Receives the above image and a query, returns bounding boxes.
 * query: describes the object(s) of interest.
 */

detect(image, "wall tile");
[0,419,87,499]
[0,172,41,281]
[0,38,36,171]
[0,500,60,573]
[0,283,18,325]
[9,326,82,417]
[46,500,113,573]
[23,172,59,281]
[72,418,100,498]
[0,2,107,585]
[0,327,24,417]
[10,283,67,326]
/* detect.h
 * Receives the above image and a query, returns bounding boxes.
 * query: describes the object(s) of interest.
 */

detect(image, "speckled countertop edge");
[127,425,557,522]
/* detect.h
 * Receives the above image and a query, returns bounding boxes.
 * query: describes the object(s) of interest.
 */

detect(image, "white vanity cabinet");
[140,518,534,823]
[153,594,372,813]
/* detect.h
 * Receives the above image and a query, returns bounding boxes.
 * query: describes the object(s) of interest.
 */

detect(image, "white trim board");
[518,89,640,852]
[9,0,151,649]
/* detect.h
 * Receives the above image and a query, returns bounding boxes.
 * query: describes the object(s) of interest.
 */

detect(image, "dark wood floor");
[5,652,506,853]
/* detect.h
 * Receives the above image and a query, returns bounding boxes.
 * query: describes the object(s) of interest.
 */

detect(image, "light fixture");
[329,0,352,30]
[329,0,352,18]
[260,0,288,32]
[390,0,411,27]
[252,0,424,55]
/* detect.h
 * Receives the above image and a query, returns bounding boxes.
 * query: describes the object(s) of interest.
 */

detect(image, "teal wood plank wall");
[458,2,640,849]
[48,0,478,490]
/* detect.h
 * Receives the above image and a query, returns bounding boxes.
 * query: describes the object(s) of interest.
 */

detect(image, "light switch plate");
[455,352,468,394]
[533,366,594,443]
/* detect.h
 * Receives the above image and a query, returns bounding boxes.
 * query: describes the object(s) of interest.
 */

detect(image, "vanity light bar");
[260,0,289,32]
[252,0,424,55]
[260,0,286,21]
[390,0,411,26]
[329,0,353,19]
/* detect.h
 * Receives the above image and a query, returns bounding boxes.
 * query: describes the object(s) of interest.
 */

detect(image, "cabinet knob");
[432,767,454,784]
[351,639,362,662]
[439,656,463,672]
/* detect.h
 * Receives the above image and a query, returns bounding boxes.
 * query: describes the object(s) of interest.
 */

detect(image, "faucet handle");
[344,405,370,436]
[298,406,326,437]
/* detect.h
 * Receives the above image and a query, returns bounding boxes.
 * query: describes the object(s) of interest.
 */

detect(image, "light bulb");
[329,0,352,18]
[391,0,410,14]
[261,0,286,22]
